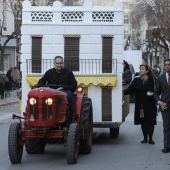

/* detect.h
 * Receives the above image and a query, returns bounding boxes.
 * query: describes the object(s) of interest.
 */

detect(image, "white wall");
[123,50,142,73]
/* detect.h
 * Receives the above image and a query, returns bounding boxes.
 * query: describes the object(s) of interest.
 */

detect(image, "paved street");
[0,103,170,170]
[0,90,19,107]
[0,104,19,124]
[0,90,19,124]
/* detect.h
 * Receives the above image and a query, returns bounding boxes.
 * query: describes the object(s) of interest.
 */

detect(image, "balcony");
[26,59,117,75]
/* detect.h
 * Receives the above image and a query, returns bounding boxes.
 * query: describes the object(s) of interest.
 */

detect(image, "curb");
[0,101,19,108]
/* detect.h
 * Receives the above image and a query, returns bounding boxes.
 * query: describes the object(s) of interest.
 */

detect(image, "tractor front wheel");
[79,97,93,154]
[8,122,23,164]
[66,123,79,164]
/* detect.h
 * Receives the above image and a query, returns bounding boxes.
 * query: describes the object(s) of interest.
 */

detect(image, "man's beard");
[56,67,63,72]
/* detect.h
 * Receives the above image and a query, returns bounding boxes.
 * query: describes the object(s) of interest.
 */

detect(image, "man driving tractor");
[8,56,93,164]
[38,56,77,116]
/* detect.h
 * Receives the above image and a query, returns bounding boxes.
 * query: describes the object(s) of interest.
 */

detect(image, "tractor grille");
[30,98,39,119]
[56,98,61,119]
[29,97,62,120]
[42,97,52,120]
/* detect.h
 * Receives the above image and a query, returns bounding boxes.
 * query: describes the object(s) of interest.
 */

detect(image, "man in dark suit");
[154,59,170,153]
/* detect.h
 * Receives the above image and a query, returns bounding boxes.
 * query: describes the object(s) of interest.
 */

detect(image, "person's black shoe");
[162,148,170,153]
[1,95,4,99]
[148,140,155,144]
[141,140,147,143]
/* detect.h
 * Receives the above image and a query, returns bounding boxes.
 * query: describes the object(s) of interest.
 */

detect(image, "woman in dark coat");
[124,64,157,144]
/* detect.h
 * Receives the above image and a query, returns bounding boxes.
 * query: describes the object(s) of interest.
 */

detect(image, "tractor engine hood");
[28,87,68,100]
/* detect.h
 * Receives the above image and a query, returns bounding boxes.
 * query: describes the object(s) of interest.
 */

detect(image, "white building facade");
[21,0,124,127]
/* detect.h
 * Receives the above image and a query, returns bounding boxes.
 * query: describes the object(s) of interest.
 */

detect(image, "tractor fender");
[74,93,84,115]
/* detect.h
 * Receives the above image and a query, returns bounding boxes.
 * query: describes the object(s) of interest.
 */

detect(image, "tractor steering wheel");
[45,84,67,91]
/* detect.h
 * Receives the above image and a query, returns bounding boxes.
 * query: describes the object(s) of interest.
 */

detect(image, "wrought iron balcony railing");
[26,59,117,75]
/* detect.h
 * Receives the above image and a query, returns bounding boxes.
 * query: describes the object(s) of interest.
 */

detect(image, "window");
[124,19,130,24]
[64,36,80,71]
[32,37,42,73]
[102,88,112,121]
[102,37,112,73]
[124,14,129,19]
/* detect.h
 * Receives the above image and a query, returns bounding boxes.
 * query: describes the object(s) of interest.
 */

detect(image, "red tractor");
[8,85,93,164]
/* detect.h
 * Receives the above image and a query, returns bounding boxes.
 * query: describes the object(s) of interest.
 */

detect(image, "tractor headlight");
[77,86,83,93]
[45,98,53,105]
[29,98,36,105]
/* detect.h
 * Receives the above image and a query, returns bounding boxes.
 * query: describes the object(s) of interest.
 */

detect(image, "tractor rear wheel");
[79,97,93,154]
[66,123,79,164]
[25,138,46,154]
[8,122,23,164]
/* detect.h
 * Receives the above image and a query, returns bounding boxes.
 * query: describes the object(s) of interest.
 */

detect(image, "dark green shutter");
[32,37,42,73]
[64,37,79,71]
[102,88,112,121]
[102,37,112,73]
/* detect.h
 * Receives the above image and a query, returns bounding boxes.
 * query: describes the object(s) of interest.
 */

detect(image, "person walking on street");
[122,60,132,85]
[154,59,170,153]
[122,60,132,121]
[152,65,159,83]
[6,67,13,82]
[11,67,21,90]
[6,67,14,90]
[124,64,157,144]
[157,65,161,76]
[0,71,9,99]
